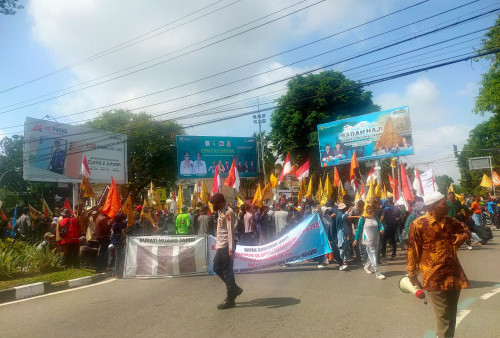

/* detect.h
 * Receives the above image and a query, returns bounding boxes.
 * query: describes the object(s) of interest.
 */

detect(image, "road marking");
[455,309,471,327]
[458,297,476,310]
[479,288,500,300]
[0,279,116,307]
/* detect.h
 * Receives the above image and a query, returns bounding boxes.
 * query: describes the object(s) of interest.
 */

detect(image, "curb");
[0,272,111,304]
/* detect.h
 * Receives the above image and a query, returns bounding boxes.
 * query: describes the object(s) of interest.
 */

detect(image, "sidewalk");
[0,272,111,304]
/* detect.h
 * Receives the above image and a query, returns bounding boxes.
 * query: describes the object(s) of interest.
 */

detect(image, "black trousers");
[213,247,238,300]
[62,242,80,268]
[380,227,397,257]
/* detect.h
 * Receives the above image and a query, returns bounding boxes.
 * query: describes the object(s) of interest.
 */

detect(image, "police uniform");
[213,206,242,308]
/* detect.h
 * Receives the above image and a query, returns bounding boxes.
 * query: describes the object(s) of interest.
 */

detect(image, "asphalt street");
[1,231,499,338]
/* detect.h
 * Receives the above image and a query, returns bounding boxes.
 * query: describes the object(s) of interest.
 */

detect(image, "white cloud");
[375,77,475,182]
[457,82,478,97]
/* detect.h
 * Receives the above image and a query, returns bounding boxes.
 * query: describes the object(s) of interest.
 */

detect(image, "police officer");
[210,193,243,309]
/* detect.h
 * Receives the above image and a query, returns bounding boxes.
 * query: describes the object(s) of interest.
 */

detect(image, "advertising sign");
[176,135,257,179]
[23,117,128,184]
[317,106,413,166]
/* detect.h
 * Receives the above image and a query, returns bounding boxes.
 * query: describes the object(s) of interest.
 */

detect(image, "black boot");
[217,298,235,310]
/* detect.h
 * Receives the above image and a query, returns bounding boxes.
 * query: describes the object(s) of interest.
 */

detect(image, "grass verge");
[0,268,95,290]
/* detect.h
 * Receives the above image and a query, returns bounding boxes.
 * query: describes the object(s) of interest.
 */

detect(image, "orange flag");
[103,177,121,218]
[0,208,7,221]
[333,166,340,187]
[349,152,359,190]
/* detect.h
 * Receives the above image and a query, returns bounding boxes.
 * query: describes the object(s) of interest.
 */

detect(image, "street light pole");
[253,99,267,185]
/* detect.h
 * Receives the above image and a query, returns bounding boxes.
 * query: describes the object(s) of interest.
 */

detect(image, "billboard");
[23,117,128,184]
[176,136,257,179]
[317,106,413,166]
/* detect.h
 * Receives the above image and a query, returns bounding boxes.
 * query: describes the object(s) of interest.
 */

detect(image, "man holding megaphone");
[406,191,471,338]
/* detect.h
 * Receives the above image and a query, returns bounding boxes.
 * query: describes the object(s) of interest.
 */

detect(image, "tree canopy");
[474,15,500,117]
[435,174,454,195]
[457,114,500,195]
[0,0,23,15]
[269,71,380,175]
[85,110,184,198]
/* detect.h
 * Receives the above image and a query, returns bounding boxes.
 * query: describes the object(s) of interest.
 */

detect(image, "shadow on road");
[468,280,500,289]
[236,297,301,309]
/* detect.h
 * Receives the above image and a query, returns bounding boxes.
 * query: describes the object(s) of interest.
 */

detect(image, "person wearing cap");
[335,202,350,271]
[59,209,81,268]
[210,193,243,310]
[407,191,471,338]
[175,205,191,235]
[37,232,56,251]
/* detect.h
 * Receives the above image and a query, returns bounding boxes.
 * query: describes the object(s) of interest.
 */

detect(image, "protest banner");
[124,235,208,278]
[208,213,332,274]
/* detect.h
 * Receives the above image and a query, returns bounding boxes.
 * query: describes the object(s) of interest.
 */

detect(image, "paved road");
[1,231,499,338]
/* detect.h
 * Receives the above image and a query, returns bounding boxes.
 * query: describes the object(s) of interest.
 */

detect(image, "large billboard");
[317,106,413,166]
[24,117,128,184]
[176,136,257,179]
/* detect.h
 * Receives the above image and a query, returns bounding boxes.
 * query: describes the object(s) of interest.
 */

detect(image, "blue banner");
[231,213,332,273]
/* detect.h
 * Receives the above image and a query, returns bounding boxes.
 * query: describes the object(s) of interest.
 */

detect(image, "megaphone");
[399,276,425,299]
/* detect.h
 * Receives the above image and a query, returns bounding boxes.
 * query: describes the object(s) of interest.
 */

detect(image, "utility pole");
[253,99,267,185]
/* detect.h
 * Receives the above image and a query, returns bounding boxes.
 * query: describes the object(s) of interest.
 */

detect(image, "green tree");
[269,71,379,175]
[0,0,23,15]
[85,110,184,199]
[474,16,500,117]
[435,174,454,195]
[457,114,500,195]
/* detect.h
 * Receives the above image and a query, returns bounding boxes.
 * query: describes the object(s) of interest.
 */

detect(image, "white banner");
[23,117,127,183]
[124,235,208,278]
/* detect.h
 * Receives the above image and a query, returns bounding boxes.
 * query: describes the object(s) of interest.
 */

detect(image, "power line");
[21,48,500,164]
[0,0,239,94]
[1,4,493,136]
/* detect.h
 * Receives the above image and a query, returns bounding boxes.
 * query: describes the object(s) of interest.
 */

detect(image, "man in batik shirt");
[407,191,471,338]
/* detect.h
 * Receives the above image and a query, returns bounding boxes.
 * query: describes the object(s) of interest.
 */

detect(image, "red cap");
[415,290,425,299]
[136,205,143,211]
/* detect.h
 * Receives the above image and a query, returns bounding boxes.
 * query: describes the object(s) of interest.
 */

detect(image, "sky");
[0,0,497,182]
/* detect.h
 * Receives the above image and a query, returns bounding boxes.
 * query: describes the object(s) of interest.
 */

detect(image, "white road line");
[479,288,500,300]
[455,309,471,327]
[0,278,116,307]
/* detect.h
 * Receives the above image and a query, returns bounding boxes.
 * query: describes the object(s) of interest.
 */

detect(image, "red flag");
[212,165,221,195]
[82,155,91,177]
[333,166,340,187]
[400,163,415,203]
[360,184,366,200]
[0,208,7,221]
[296,160,310,181]
[287,164,297,177]
[388,174,399,201]
[63,198,73,215]
[224,158,240,191]
[102,177,121,218]
[279,153,292,182]
[350,152,359,190]
[366,165,377,184]
[412,169,424,197]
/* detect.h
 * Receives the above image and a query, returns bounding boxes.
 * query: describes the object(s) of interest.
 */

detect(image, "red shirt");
[59,217,80,244]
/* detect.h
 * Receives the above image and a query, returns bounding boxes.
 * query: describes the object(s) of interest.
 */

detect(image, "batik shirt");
[407,213,471,291]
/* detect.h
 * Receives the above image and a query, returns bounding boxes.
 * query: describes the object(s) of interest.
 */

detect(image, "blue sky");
[0,0,497,181]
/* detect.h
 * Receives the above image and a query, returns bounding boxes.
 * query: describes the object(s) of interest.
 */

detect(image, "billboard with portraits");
[176,136,257,179]
[317,106,413,166]
[23,117,128,184]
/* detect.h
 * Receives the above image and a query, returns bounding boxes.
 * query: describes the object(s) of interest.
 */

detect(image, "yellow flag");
[237,196,245,207]
[177,185,184,214]
[375,182,382,197]
[200,179,210,204]
[121,195,135,227]
[480,174,493,188]
[29,204,43,220]
[191,190,199,208]
[141,198,156,226]
[41,198,53,218]
[337,181,346,204]
[321,174,332,206]
[252,184,263,207]
[262,182,273,200]
[381,184,387,199]
[81,175,97,198]
[305,175,313,199]
[365,179,376,201]
[447,183,455,194]
[269,173,278,188]
[316,177,323,203]
[298,179,306,203]
[354,190,360,202]
[149,181,162,211]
